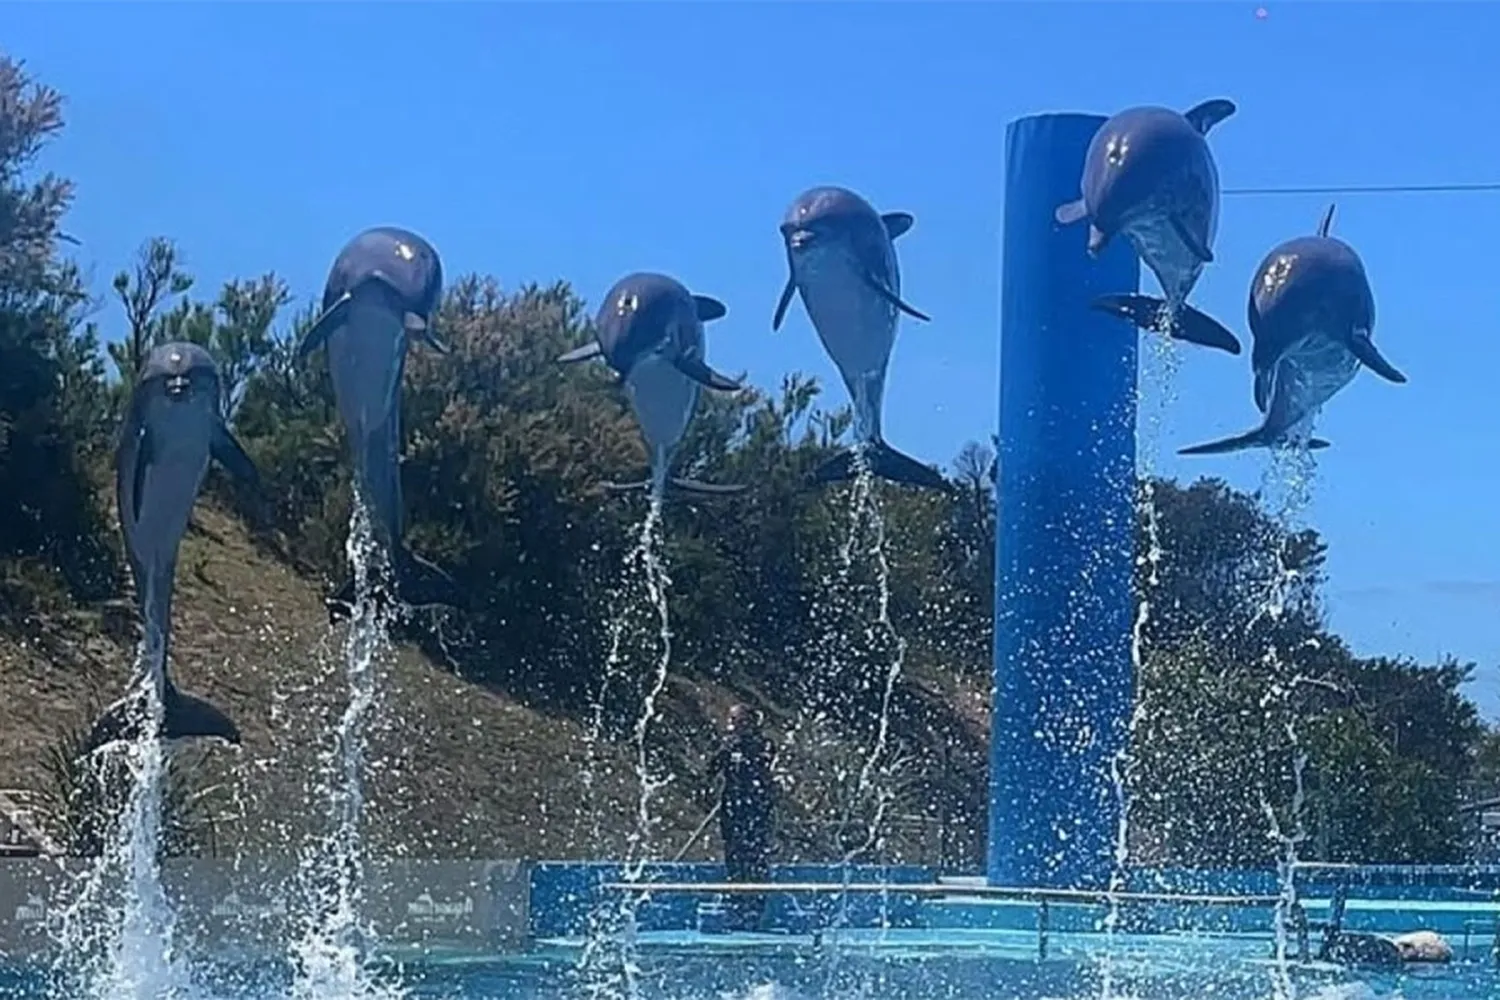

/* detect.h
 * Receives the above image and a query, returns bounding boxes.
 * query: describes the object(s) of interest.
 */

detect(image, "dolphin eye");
[1105,135,1128,167]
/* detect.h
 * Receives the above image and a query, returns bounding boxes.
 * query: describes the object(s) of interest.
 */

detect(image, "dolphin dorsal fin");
[881,212,915,240]
[692,294,727,322]
[1183,99,1237,135]
[1317,203,1336,238]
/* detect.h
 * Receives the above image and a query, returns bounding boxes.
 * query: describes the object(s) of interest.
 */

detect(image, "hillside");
[0,503,988,865]
[0,504,742,862]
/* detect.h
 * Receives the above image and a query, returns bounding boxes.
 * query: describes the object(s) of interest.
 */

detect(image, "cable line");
[1224,181,1500,196]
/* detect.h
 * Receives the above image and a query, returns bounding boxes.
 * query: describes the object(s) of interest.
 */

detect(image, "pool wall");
[988,111,1139,891]
[2,859,1496,960]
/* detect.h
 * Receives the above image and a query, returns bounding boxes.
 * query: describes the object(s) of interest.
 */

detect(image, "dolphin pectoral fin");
[556,342,603,365]
[692,295,727,323]
[1183,98,1237,135]
[671,355,743,392]
[297,292,351,359]
[131,425,153,526]
[162,685,241,745]
[771,274,798,332]
[404,312,451,354]
[211,423,261,488]
[860,269,931,323]
[1309,437,1332,450]
[1348,330,1407,383]
[811,441,953,494]
[1055,199,1089,226]
[1170,215,1215,263]
[396,549,467,611]
[881,212,915,240]
[669,477,748,496]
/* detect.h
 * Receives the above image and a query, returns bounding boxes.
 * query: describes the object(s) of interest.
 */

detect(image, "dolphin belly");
[129,397,214,584]
[1122,211,1203,312]
[625,352,700,459]
[327,294,408,444]
[1271,333,1361,432]
[795,251,897,408]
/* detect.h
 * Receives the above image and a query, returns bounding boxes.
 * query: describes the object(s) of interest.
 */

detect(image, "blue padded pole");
[987,113,1140,890]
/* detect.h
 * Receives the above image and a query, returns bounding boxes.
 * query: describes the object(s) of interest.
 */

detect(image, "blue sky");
[6,2,1497,719]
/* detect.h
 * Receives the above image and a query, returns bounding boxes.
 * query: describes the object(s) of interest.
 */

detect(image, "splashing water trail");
[577,496,672,1000]
[812,452,906,996]
[1099,330,1182,1000]
[288,493,401,1000]
[1253,445,1321,1000]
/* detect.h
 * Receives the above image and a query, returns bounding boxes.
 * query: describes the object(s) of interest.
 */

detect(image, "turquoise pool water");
[3,929,1497,999]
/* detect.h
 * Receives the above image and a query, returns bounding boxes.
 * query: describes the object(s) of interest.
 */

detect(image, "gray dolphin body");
[557,272,745,499]
[87,342,258,753]
[1179,205,1407,455]
[1056,100,1243,355]
[772,185,950,492]
[296,226,464,620]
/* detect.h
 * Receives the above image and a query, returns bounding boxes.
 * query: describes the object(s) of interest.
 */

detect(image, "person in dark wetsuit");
[707,704,776,931]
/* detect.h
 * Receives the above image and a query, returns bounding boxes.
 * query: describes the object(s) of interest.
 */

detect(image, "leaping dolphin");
[297,225,464,621]
[772,185,951,493]
[1179,204,1407,455]
[1055,100,1243,355]
[557,271,746,499]
[86,342,257,753]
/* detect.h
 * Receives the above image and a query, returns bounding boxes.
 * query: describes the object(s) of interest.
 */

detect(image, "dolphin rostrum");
[557,271,746,499]
[297,225,464,621]
[1179,204,1407,456]
[86,342,257,753]
[1055,100,1243,355]
[772,185,951,492]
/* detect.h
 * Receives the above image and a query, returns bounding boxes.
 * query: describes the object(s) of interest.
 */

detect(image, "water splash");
[1253,445,1321,1000]
[287,493,400,1000]
[47,600,194,1000]
[1099,329,1182,1000]
[577,497,672,1000]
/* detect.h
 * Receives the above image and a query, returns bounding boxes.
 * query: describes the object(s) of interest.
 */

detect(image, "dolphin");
[296,225,464,621]
[771,185,951,493]
[1055,100,1243,355]
[1179,204,1407,456]
[557,271,745,499]
[86,342,258,753]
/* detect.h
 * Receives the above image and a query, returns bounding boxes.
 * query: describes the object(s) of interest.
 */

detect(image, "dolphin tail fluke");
[1091,293,1242,355]
[84,684,239,754]
[812,441,953,494]
[1178,426,1332,457]
[163,686,240,745]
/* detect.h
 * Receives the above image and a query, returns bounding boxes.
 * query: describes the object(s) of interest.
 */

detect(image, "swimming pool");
[3,928,1497,1000]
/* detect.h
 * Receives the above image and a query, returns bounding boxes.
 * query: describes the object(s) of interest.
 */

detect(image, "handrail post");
[1037,898,1050,960]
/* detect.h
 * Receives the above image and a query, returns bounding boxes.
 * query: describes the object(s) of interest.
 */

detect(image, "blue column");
[987,113,1140,890]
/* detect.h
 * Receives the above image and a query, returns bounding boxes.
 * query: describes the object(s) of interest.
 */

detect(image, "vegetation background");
[0,55,1494,869]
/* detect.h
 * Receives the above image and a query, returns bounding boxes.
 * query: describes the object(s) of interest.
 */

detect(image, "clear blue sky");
[6,3,1497,719]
